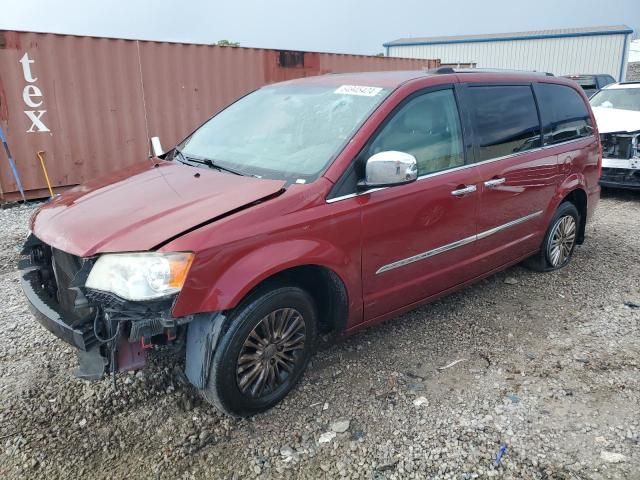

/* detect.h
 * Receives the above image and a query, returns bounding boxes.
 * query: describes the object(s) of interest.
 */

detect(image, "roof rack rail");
[431,67,554,76]
[618,80,640,85]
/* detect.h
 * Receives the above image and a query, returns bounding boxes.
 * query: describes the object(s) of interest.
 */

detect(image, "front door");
[360,87,482,321]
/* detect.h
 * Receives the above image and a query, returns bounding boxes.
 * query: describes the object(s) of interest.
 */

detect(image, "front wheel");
[201,284,317,417]
[525,202,580,272]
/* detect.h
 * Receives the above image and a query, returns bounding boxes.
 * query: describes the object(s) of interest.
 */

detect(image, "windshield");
[179,84,390,182]
[590,88,640,112]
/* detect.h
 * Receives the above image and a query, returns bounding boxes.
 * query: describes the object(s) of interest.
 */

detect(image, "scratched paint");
[0,31,439,201]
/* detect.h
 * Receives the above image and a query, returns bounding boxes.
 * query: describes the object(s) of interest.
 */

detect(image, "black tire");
[524,202,580,272]
[201,284,317,417]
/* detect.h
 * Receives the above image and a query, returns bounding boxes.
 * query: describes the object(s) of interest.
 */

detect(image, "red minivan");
[19,68,601,416]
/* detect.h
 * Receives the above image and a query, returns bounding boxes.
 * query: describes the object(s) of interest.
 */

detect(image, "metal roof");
[384,25,634,47]
[278,68,570,90]
[277,70,434,88]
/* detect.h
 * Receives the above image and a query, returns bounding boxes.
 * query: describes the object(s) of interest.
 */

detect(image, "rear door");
[533,82,599,197]
[359,86,482,320]
[460,83,557,272]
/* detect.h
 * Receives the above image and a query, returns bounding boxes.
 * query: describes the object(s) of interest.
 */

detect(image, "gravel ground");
[0,190,639,480]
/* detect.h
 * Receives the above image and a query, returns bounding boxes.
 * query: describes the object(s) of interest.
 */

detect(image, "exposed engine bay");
[600,130,640,163]
[19,235,190,384]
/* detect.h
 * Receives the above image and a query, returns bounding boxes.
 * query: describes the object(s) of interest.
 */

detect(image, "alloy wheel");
[548,215,576,267]
[236,308,306,398]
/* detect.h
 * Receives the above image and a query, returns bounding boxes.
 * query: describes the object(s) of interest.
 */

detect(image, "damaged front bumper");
[599,131,640,190]
[19,259,97,350]
[600,159,640,190]
[600,169,640,190]
[18,235,192,380]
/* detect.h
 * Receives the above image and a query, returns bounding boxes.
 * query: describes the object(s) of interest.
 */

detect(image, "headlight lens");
[85,252,194,301]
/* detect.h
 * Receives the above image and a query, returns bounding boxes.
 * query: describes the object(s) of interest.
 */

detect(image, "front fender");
[172,238,361,319]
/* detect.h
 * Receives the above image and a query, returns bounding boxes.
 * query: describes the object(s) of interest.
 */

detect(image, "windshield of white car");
[178,84,390,183]
[590,88,640,112]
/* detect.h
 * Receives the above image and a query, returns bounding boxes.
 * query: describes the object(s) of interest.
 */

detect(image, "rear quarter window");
[534,83,594,146]
[467,85,541,162]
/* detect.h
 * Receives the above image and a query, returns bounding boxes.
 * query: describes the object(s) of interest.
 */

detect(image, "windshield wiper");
[172,147,249,177]
[172,146,189,165]
[188,157,247,176]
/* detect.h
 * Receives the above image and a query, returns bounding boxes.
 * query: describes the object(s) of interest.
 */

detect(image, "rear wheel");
[201,284,317,417]
[525,202,579,272]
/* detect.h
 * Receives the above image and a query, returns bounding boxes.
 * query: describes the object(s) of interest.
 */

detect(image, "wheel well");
[560,188,587,244]
[244,265,349,335]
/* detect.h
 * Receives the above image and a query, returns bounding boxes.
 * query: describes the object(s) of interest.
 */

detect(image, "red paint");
[30,71,601,333]
[31,160,285,256]
[474,150,561,270]
[360,165,483,319]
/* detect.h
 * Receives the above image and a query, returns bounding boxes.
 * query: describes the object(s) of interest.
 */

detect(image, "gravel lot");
[0,190,639,480]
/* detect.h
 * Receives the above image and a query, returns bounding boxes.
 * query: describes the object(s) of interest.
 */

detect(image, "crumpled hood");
[31,160,285,257]
[592,106,640,134]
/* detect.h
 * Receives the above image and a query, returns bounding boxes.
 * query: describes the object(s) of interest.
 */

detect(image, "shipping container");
[0,31,439,201]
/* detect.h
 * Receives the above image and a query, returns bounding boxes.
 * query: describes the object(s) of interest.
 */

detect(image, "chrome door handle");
[451,184,477,196]
[484,178,506,188]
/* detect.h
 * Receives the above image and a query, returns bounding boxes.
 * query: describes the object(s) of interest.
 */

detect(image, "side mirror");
[150,136,164,157]
[359,151,418,189]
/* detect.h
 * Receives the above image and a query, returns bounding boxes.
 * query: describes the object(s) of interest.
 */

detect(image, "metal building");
[384,25,633,81]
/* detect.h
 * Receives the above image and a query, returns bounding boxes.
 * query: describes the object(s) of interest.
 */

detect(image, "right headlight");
[85,252,194,301]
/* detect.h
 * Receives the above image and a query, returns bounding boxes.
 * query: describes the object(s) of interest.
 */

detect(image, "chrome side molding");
[326,135,595,204]
[475,211,543,240]
[376,234,476,274]
[376,210,544,274]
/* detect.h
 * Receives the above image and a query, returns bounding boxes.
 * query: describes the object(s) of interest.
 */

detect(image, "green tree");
[216,40,240,47]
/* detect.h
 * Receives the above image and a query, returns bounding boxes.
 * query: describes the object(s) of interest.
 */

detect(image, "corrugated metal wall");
[0,31,439,201]
[388,34,630,80]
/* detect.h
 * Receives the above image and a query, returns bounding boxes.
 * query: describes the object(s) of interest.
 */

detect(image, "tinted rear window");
[535,83,594,146]
[467,85,541,162]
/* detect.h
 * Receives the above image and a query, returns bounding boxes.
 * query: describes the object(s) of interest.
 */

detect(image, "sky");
[1,0,639,55]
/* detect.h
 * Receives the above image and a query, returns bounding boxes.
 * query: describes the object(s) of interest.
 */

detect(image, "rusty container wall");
[0,31,439,200]
[139,42,271,151]
[0,32,150,199]
[317,52,438,73]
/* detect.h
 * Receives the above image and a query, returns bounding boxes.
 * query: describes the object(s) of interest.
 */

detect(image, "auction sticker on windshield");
[335,85,383,96]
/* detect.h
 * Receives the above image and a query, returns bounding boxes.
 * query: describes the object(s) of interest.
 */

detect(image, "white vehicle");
[590,82,640,190]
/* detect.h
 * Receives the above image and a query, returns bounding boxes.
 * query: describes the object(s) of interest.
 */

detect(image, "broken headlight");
[85,252,194,301]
